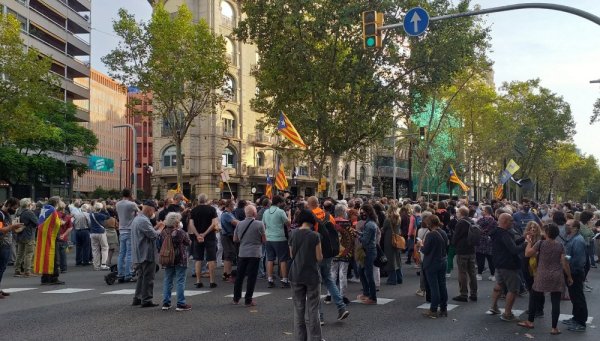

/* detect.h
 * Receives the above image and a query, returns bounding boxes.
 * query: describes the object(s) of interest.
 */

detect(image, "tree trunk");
[328,153,340,198]
[176,138,183,191]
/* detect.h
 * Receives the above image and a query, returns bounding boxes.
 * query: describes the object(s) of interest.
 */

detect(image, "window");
[344,164,350,180]
[225,37,235,65]
[222,75,236,101]
[222,110,236,137]
[222,146,236,169]
[360,166,366,182]
[162,146,183,168]
[298,166,309,176]
[221,1,234,27]
[256,152,265,167]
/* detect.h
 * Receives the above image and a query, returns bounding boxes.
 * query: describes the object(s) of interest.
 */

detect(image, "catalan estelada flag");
[34,204,61,275]
[265,170,273,199]
[494,184,504,200]
[278,111,307,149]
[275,163,288,191]
[449,166,470,192]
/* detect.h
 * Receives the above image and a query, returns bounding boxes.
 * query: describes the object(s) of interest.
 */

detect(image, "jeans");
[457,254,477,298]
[233,257,260,304]
[0,244,11,284]
[567,272,588,326]
[446,245,456,274]
[319,257,346,318]
[406,236,415,264]
[57,240,69,272]
[424,259,448,312]
[163,265,187,306]
[386,268,404,285]
[118,232,134,279]
[476,252,495,275]
[258,245,266,278]
[15,239,35,274]
[291,281,322,341]
[330,260,349,296]
[135,261,156,304]
[359,248,377,301]
[75,229,91,265]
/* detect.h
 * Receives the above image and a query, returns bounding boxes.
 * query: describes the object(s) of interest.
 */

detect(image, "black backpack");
[316,212,340,259]
[466,219,482,247]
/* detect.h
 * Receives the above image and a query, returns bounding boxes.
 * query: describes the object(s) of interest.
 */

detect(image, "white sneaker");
[100,265,110,271]
[488,276,496,282]
[415,289,425,297]
[476,274,483,281]
[349,277,361,283]
[445,273,451,278]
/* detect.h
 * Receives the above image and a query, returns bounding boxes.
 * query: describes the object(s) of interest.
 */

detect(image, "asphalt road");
[1,253,598,341]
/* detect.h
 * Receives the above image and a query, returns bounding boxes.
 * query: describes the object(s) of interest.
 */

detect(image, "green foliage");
[591,97,600,124]
[103,3,229,187]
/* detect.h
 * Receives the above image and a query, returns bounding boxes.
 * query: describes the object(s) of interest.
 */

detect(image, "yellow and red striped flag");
[278,111,307,149]
[265,170,273,199]
[34,205,61,275]
[494,184,504,200]
[275,164,288,191]
[449,166,470,192]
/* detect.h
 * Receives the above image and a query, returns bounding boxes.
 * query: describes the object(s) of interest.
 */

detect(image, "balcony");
[376,166,409,179]
[221,15,234,28]
[248,132,274,146]
[247,166,268,176]
[218,126,237,139]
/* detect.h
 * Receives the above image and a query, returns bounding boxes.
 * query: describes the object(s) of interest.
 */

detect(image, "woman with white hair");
[161,212,192,311]
[89,202,110,271]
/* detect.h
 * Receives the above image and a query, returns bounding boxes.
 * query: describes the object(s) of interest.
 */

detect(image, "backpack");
[159,228,176,267]
[316,212,339,259]
[466,220,482,247]
[414,215,422,230]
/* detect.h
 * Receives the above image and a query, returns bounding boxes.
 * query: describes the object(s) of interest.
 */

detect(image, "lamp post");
[114,124,137,199]
[590,79,600,84]
[119,157,129,190]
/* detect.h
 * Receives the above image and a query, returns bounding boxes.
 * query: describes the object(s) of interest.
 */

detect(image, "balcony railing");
[221,15,234,28]
[247,166,268,176]
[248,132,274,145]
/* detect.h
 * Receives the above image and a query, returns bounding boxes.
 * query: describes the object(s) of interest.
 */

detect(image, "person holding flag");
[35,196,64,285]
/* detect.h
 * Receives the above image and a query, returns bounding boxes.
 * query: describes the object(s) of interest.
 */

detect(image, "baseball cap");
[143,200,158,210]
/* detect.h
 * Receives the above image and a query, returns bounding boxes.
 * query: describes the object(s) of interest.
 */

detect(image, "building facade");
[126,89,154,198]
[0,0,91,121]
[150,0,373,200]
[73,69,128,196]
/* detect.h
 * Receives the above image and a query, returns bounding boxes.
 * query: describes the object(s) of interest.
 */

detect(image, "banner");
[88,155,114,173]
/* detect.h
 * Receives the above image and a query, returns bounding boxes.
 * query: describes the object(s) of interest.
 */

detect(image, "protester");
[452,206,477,302]
[330,204,354,304]
[263,195,291,288]
[131,200,165,308]
[116,189,139,282]
[220,199,239,283]
[382,203,403,285]
[488,213,526,321]
[421,215,449,318]
[72,202,92,267]
[56,202,73,273]
[232,205,265,307]
[476,206,497,281]
[289,209,323,341]
[563,220,589,332]
[14,198,37,277]
[357,204,378,305]
[189,193,220,289]
[35,197,64,285]
[89,202,110,271]
[1,198,24,296]
[161,212,192,311]
[519,223,572,335]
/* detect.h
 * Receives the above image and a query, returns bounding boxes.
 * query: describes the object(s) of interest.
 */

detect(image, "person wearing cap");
[131,200,165,308]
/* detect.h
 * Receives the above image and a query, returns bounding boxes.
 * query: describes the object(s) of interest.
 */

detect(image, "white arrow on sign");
[411,12,421,33]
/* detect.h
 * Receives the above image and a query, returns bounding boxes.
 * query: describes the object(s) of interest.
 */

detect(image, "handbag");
[392,232,406,250]
[374,245,388,268]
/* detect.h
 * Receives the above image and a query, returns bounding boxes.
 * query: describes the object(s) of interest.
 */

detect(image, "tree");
[591,97,600,124]
[103,3,229,188]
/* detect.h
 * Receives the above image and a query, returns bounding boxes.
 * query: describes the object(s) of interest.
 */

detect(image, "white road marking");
[42,288,94,294]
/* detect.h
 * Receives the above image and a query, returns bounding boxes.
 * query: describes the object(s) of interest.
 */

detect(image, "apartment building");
[72,69,128,196]
[0,0,91,121]
[150,0,373,200]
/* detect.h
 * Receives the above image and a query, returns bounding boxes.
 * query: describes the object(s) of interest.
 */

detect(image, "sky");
[91,0,600,160]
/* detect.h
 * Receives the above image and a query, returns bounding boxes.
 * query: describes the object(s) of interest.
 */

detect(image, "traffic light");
[419,127,426,140]
[362,11,379,49]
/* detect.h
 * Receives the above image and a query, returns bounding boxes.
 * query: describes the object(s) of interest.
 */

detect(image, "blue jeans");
[425,259,448,312]
[57,240,69,272]
[0,244,11,284]
[386,268,403,285]
[163,265,187,306]
[117,232,133,279]
[359,249,377,301]
[75,229,91,265]
[588,241,596,267]
[258,245,266,278]
[319,258,346,318]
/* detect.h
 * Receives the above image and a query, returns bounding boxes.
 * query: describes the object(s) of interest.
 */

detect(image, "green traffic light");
[365,36,376,47]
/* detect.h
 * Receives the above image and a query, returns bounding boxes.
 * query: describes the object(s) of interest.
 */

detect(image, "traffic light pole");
[378,3,600,31]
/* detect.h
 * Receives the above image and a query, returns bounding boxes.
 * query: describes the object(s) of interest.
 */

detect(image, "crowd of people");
[0,190,598,340]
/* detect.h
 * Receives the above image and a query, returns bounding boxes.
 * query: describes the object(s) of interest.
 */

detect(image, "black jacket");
[491,227,525,270]
[452,218,475,255]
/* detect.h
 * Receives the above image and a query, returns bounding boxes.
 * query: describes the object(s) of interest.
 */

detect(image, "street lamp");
[590,79,600,84]
[119,157,129,190]
[114,124,137,199]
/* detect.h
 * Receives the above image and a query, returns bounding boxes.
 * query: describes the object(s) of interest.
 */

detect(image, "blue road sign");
[403,7,430,36]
